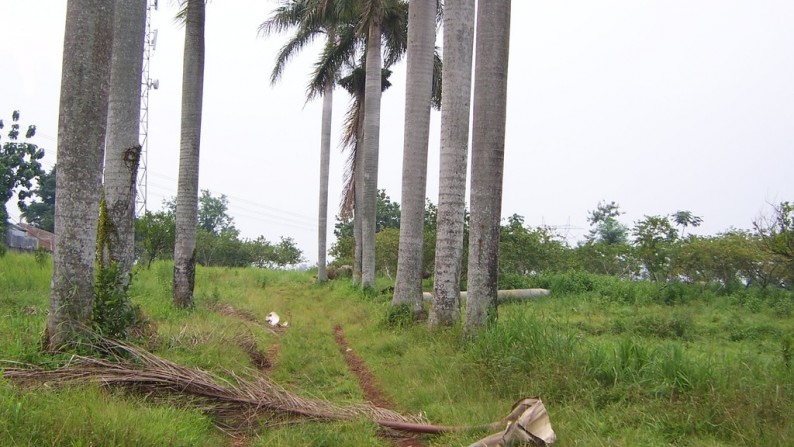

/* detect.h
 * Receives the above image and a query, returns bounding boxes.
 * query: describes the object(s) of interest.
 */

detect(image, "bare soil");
[333,324,427,447]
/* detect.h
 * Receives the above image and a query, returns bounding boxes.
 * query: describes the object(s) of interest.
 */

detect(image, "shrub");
[93,263,147,339]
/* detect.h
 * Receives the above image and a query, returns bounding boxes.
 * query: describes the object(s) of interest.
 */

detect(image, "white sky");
[1,1,793,263]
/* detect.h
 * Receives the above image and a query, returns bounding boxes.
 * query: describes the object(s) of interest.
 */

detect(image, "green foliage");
[587,200,629,245]
[33,247,49,268]
[331,190,436,274]
[381,303,415,329]
[139,195,304,269]
[633,214,678,281]
[374,228,400,277]
[672,210,702,238]
[498,214,573,277]
[196,227,247,267]
[755,201,794,287]
[3,253,794,445]
[19,164,55,232]
[135,208,176,267]
[197,189,234,235]
[93,263,146,340]
[0,111,45,235]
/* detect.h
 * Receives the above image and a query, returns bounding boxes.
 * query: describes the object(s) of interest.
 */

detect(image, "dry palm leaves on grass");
[2,339,555,445]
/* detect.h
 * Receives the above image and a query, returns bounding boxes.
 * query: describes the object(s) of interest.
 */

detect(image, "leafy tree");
[333,189,400,241]
[672,210,703,238]
[197,189,235,235]
[375,228,401,278]
[633,215,678,281]
[754,201,794,288]
[0,111,45,236]
[274,236,305,268]
[499,214,573,277]
[20,165,56,232]
[587,200,628,245]
[675,231,767,291]
[574,241,639,279]
[196,227,249,267]
[134,209,175,268]
[249,236,277,268]
[331,190,436,276]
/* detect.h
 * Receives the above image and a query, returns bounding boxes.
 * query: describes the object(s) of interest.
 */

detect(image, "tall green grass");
[1,255,793,445]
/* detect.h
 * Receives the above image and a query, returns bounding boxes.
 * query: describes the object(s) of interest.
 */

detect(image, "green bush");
[93,263,147,340]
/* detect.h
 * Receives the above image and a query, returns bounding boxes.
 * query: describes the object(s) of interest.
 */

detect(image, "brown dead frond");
[2,338,425,432]
[3,340,556,444]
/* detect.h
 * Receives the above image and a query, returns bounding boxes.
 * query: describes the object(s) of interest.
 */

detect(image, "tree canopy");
[0,111,45,235]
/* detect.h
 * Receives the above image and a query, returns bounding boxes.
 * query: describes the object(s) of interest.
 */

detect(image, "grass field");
[1,250,793,446]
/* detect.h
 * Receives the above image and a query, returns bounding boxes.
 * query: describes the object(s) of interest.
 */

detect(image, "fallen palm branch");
[2,339,555,444]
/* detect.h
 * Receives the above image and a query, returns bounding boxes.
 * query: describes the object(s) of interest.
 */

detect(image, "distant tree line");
[330,193,794,294]
[135,189,304,269]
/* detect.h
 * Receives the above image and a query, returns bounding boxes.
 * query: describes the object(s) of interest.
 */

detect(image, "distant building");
[3,222,56,252]
[18,223,56,252]
[4,223,38,251]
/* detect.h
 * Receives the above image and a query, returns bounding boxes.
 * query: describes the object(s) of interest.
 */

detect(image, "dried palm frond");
[3,339,556,444]
[3,339,424,432]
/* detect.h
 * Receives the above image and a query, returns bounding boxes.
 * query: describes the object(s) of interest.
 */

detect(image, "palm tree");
[359,6,385,290]
[48,0,115,349]
[430,0,476,328]
[263,1,408,286]
[173,0,206,308]
[672,210,702,238]
[337,62,394,284]
[103,0,147,277]
[391,0,437,316]
[260,1,342,283]
[303,0,407,288]
[464,0,512,335]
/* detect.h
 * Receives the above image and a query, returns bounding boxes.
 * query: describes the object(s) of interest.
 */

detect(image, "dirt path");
[333,324,428,447]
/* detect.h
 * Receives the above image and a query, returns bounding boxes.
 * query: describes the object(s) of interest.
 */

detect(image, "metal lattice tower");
[137,0,159,216]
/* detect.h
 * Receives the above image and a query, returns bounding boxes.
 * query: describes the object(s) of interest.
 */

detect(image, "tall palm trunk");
[48,0,115,349]
[353,109,365,284]
[173,0,206,308]
[317,78,334,282]
[430,0,476,328]
[103,0,147,276]
[464,0,512,335]
[392,0,436,315]
[360,20,383,290]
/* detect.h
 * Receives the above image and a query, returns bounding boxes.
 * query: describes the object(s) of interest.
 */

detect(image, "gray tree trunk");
[48,0,115,349]
[392,0,436,316]
[353,118,364,285]
[103,0,147,277]
[173,0,205,308]
[464,0,512,335]
[360,21,383,290]
[429,0,476,328]
[317,77,334,282]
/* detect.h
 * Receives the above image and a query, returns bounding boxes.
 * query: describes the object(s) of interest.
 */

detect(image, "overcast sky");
[2,1,793,263]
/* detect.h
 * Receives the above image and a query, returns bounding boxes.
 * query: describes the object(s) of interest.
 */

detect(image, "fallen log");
[423,289,550,303]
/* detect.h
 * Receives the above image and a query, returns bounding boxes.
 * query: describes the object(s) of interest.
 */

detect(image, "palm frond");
[257,0,307,36]
[270,25,324,84]
[432,47,443,110]
[380,1,409,67]
[306,24,360,100]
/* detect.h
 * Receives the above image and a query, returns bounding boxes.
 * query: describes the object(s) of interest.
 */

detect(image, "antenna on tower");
[138,0,159,216]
